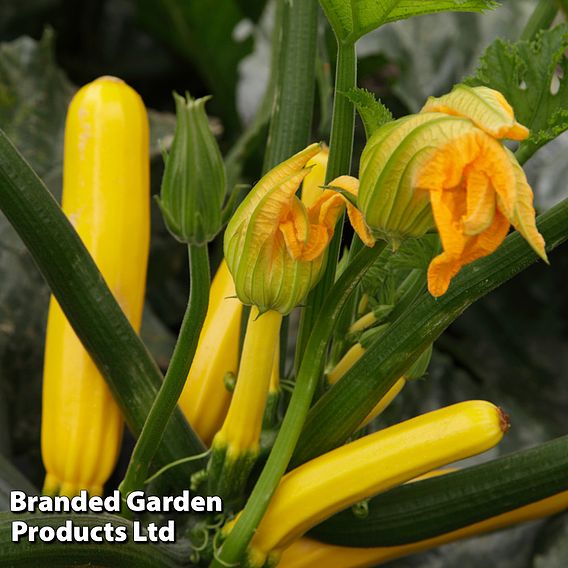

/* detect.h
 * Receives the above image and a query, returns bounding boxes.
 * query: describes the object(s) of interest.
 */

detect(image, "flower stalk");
[119,244,210,501]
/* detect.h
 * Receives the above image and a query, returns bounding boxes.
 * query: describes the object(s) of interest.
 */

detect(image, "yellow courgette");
[239,400,508,566]
[41,76,149,496]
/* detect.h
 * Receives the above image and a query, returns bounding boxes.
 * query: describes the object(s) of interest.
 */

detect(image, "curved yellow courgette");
[241,400,508,566]
[41,76,149,497]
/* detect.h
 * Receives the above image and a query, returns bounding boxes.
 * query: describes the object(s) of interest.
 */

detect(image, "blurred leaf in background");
[356,0,536,113]
[134,0,265,135]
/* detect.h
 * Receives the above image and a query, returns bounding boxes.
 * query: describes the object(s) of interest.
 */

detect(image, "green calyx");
[157,92,226,245]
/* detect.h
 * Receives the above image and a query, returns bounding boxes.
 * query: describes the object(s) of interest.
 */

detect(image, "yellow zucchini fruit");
[178,260,242,445]
[279,489,568,568]
[41,76,149,497]
[240,400,508,566]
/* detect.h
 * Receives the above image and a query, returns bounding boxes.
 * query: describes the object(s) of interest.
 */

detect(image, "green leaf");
[320,0,497,44]
[466,24,568,163]
[344,87,393,139]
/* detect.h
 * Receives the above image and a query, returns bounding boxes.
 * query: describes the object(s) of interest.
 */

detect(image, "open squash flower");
[357,85,547,297]
[224,142,373,315]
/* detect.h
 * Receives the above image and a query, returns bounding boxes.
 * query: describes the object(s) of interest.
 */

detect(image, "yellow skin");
[357,85,547,297]
[42,76,149,496]
[178,260,242,446]
[213,307,283,458]
[327,343,406,427]
[279,490,568,568]
[235,400,508,566]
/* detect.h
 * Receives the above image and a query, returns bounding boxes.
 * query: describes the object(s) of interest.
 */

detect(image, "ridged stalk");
[311,434,568,546]
[120,244,210,499]
[281,487,568,568]
[295,41,357,362]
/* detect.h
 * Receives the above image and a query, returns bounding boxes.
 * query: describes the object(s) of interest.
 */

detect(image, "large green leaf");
[467,24,568,163]
[320,0,497,44]
[357,1,534,113]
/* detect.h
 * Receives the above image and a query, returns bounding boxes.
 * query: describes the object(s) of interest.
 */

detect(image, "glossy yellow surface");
[278,490,568,568]
[42,76,149,496]
[178,260,242,445]
[213,308,283,456]
[245,401,507,564]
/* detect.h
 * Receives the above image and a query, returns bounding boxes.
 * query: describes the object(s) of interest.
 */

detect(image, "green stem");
[0,130,204,492]
[262,0,319,171]
[120,244,210,499]
[311,435,568,546]
[295,40,357,364]
[209,242,386,568]
[520,0,558,41]
[224,0,286,187]
[292,197,568,465]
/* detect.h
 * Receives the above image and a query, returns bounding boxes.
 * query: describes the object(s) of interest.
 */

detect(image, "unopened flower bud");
[157,92,225,245]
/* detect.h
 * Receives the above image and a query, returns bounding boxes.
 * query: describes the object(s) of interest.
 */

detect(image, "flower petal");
[325,175,375,247]
[301,145,329,208]
[505,149,548,263]
[463,169,496,236]
[421,85,529,141]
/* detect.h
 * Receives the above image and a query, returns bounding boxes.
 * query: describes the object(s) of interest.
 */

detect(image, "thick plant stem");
[263,0,319,171]
[120,244,210,499]
[209,242,386,568]
[295,40,357,363]
[520,0,558,41]
[0,130,204,491]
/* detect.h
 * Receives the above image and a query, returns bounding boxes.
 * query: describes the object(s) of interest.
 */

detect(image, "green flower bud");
[157,92,225,245]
